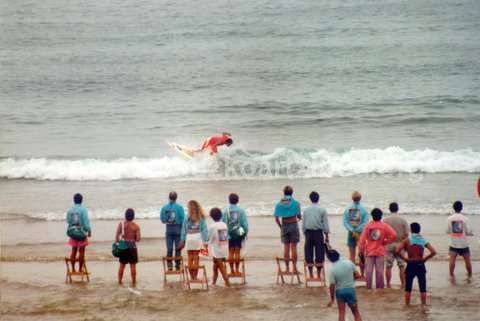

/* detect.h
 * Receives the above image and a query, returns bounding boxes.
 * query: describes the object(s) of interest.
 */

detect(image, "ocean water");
[1,0,480,221]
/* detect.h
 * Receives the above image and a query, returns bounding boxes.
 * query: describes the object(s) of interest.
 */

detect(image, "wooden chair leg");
[276,258,286,284]
[184,265,191,290]
[304,262,309,287]
[203,266,209,290]
[276,258,281,284]
[322,266,326,286]
[65,257,73,283]
[84,261,90,282]
[276,257,302,285]
[162,257,167,283]
[242,259,246,285]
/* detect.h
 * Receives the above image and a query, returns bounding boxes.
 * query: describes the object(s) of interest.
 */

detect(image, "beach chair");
[162,256,185,284]
[184,264,209,290]
[303,262,326,287]
[226,258,246,285]
[275,257,301,285]
[64,257,90,283]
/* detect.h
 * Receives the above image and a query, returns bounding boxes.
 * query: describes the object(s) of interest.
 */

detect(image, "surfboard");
[167,142,196,159]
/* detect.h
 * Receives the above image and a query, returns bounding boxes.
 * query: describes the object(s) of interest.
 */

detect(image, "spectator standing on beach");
[274,186,302,273]
[358,208,397,289]
[327,249,363,321]
[208,207,230,287]
[302,191,330,278]
[116,208,141,286]
[396,222,436,305]
[447,201,474,278]
[180,200,209,280]
[66,193,91,273]
[222,193,249,275]
[343,191,369,276]
[383,202,409,288]
[160,191,186,271]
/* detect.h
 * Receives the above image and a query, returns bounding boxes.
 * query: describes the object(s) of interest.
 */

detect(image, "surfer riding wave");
[195,132,233,155]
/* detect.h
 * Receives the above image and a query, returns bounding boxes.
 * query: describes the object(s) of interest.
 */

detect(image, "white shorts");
[186,233,203,251]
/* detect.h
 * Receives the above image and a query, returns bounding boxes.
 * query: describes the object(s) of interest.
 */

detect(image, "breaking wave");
[0,147,479,181]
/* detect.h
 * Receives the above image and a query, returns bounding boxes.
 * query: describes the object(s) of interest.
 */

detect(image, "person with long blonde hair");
[179,200,209,279]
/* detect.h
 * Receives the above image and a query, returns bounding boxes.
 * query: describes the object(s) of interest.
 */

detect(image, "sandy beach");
[2,0,480,320]
[2,215,479,321]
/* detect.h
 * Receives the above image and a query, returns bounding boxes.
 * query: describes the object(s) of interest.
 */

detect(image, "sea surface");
[1,0,480,222]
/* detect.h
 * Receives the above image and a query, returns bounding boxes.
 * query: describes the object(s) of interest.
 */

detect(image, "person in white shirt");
[208,207,230,287]
[446,201,474,278]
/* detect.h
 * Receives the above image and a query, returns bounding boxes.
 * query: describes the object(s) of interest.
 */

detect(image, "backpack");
[112,221,128,257]
[227,208,245,240]
[66,211,86,241]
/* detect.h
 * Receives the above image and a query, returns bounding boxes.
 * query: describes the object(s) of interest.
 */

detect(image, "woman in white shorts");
[180,200,208,280]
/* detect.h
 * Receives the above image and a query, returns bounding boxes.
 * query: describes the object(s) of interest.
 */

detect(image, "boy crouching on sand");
[327,249,363,321]
[208,207,230,287]
[396,222,436,305]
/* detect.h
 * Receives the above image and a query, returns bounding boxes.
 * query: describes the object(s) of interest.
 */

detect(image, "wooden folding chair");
[65,257,90,283]
[226,258,246,285]
[303,262,326,287]
[184,264,209,290]
[275,257,301,285]
[162,256,185,284]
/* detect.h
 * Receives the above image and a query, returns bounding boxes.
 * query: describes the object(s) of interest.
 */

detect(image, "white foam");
[0,156,216,181]
[0,147,479,181]
[12,202,480,221]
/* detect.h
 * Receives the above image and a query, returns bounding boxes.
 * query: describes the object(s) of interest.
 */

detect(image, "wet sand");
[1,215,480,321]
[2,260,480,321]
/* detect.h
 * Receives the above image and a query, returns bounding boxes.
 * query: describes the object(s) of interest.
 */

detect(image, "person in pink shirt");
[358,208,397,289]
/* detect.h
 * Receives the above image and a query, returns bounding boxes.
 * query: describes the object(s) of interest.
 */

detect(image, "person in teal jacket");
[180,214,209,243]
[343,191,369,277]
[180,200,209,280]
[222,193,249,275]
[66,193,91,272]
[274,186,302,273]
[160,191,186,270]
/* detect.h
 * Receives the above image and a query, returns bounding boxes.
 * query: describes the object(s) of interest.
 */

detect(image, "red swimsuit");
[200,134,230,154]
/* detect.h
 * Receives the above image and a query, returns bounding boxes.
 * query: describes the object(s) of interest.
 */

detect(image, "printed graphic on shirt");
[349,208,361,226]
[187,221,200,234]
[280,198,292,206]
[228,210,239,224]
[369,228,381,241]
[165,210,176,223]
[71,212,80,225]
[451,221,464,234]
[218,229,228,243]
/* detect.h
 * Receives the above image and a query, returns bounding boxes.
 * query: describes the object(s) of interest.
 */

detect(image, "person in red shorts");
[196,132,233,155]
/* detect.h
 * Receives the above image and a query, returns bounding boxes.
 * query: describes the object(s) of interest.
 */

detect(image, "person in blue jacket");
[66,193,91,272]
[180,200,209,280]
[274,185,302,273]
[160,191,186,270]
[343,191,369,277]
[222,193,249,275]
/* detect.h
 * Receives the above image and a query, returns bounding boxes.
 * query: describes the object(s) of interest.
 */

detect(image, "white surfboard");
[167,142,196,159]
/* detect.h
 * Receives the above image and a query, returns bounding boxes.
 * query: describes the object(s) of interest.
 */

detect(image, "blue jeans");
[166,225,182,268]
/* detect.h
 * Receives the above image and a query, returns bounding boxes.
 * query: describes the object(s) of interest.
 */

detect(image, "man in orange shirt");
[358,208,397,289]
[196,132,233,155]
